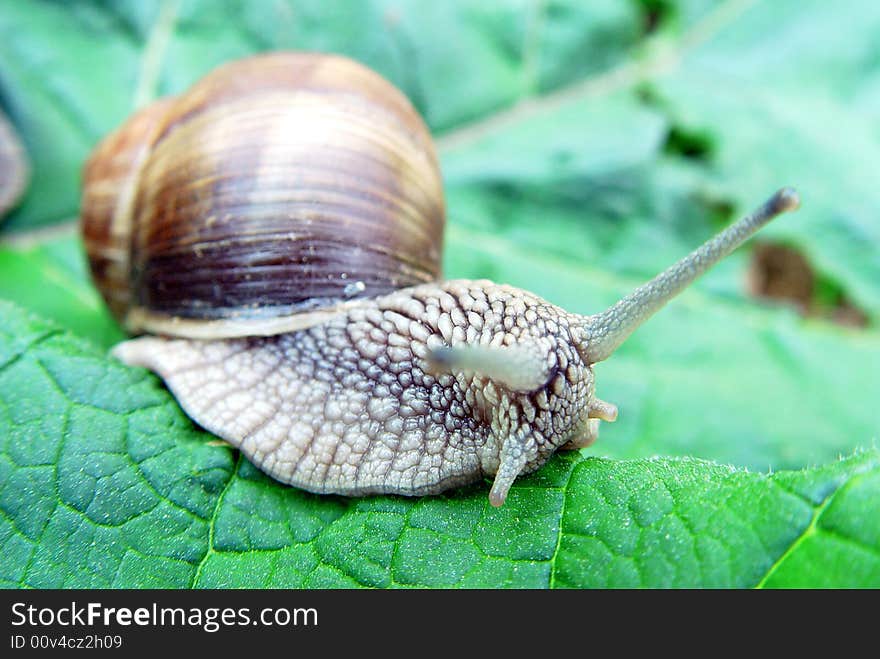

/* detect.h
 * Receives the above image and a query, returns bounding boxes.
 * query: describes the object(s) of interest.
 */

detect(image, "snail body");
[81,52,800,506]
[114,279,599,504]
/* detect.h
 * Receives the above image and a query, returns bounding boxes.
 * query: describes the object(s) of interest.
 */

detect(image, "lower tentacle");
[489,429,538,507]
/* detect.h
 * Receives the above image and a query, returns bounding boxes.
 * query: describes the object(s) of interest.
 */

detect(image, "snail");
[80,52,800,507]
[0,108,30,218]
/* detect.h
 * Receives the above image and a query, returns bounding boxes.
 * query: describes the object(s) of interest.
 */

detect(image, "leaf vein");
[190,452,241,588]
[754,468,871,588]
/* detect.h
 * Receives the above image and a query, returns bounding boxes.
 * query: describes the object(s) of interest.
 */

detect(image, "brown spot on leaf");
[748,243,868,328]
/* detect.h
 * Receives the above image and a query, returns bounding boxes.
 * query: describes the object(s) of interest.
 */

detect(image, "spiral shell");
[0,109,29,218]
[82,52,445,338]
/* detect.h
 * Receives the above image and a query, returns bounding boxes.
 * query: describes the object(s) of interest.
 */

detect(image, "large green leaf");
[0,0,878,588]
[2,301,877,588]
[649,0,880,318]
[0,237,124,348]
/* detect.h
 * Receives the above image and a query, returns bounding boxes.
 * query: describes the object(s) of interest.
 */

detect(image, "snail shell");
[82,52,444,339]
[0,108,30,218]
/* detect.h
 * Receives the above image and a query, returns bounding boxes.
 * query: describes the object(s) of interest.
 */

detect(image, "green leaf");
[0,236,124,349]
[649,0,880,318]
[555,452,880,588]
[2,301,877,587]
[0,0,143,230]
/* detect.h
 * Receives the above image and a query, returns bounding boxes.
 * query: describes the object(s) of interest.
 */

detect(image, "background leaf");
[0,236,124,348]
[1,0,878,587]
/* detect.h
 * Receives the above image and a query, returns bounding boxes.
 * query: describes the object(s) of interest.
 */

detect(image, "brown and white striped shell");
[81,52,445,339]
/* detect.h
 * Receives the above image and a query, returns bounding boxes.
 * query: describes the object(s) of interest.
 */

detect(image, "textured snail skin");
[112,188,800,506]
[114,279,611,506]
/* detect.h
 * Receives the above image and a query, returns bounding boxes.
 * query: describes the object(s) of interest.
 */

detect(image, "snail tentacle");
[488,428,538,507]
[426,341,554,392]
[580,188,800,364]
